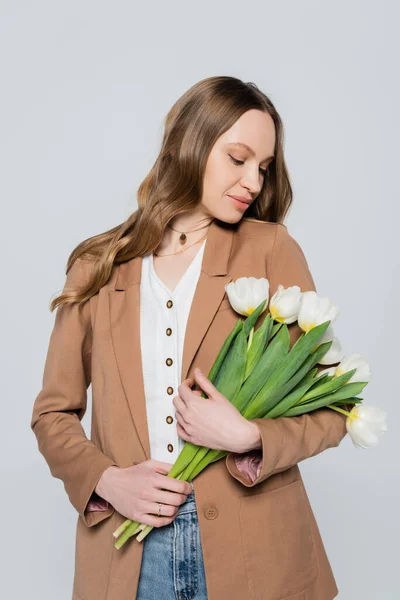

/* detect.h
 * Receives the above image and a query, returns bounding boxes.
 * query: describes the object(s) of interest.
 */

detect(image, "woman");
[31,76,350,600]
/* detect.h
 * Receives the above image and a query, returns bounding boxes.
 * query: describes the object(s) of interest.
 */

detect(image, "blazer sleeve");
[225,223,351,487]
[30,257,119,527]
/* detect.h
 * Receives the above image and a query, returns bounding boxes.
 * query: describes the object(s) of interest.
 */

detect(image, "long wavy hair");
[50,75,293,311]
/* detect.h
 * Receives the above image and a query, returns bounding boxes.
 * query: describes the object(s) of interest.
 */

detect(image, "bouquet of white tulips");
[112,277,387,549]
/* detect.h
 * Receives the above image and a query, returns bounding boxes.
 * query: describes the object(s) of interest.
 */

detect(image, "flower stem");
[133,472,185,543]
[327,404,357,418]
[113,518,132,538]
[114,519,142,549]
[113,471,186,549]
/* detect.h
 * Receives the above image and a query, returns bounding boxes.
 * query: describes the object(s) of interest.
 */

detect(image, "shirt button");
[166,358,173,366]
[167,387,174,395]
[204,506,218,520]
[167,444,174,452]
[166,300,173,308]
[166,328,172,336]
[166,416,173,424]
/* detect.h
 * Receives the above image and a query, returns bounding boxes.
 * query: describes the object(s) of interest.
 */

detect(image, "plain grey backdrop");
[1,1,398,598]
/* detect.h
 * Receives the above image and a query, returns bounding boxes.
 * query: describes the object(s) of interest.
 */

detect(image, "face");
[200,109,276,223]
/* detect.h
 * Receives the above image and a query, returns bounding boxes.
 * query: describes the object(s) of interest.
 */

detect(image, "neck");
[157,212,214,254]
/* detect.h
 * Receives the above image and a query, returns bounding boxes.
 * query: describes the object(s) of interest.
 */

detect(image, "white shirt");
[139,239,207,463]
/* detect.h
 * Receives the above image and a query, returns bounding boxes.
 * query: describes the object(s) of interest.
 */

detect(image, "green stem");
[113,470,186,548]
[114,519,142,549]
[135,473,184,543]
[188,448,225,480]
[113,518,132,539]
[180,446,209,480]
[327,404,355,418]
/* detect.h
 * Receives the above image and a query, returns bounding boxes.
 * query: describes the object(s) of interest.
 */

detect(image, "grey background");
[1,1,398,598]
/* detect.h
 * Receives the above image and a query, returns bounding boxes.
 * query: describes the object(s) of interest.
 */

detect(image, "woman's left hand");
[173,367,254,453]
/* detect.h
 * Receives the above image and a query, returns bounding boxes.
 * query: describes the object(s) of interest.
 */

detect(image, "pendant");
[179,233,187,245]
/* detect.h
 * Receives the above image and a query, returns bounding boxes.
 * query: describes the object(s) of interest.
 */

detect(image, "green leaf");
[305,367,319,380]
[232,324,291,414]
[243,313,274,381]
[266,376,322,418]
[286,368,321,395]
[279,394,362,416]
[245,341,331,418]
[207,318,243,385]
[242,299,268,337]
[213,327,248,400]
[242,322,332,418]
[297,368,357,404]
[270,321,284,341]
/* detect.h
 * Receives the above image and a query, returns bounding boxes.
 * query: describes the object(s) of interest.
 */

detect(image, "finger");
[177,380,197,403]
[155,472,192,495]
[193,368,216,398]
[179,377,195,393]
[182,377,195,388]
[140,513,178,528]
[147,501,179,517]
[173,394,188,414]
[175,410,190,429]
[151,461,175,475]
[176,421,191,441]
[154,489,191,507]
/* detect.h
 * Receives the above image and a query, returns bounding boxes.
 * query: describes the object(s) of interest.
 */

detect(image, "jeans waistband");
[186,489,195,502]
[177,487,196,514]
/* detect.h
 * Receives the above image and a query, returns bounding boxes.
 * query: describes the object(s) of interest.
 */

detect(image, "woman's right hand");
[95,460,193,528]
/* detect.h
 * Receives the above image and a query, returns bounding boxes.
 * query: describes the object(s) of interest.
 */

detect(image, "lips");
[227,195,251,205]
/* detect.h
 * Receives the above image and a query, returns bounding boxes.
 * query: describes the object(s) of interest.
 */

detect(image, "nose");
[240,169,263,196]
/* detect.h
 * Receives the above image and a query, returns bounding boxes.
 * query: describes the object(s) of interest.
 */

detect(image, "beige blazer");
[31,217,349,600]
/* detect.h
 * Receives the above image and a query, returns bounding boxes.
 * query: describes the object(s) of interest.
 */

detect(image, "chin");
[214,212,244,225]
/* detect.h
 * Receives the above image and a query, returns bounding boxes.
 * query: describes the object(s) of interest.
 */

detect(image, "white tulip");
[269,285,303,324]
[335,354,372,384]
[298,291,340,333]
[346,405,387,449]
[224,277,270,317]
[316,325,344,365]
[318,353,371,382]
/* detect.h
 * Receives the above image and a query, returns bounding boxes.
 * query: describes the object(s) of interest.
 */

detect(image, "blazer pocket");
[238,479,319,600]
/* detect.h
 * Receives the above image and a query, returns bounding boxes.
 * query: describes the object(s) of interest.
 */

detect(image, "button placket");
[164,294,180,459]
[146,243,207,464]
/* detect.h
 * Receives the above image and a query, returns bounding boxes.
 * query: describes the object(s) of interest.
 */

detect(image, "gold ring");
[157,502,162,517]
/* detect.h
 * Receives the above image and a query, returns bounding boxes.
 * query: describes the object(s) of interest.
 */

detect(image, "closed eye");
[228,154,268,176]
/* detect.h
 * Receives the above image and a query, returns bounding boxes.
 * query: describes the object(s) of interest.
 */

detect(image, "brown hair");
[51,75,293,311]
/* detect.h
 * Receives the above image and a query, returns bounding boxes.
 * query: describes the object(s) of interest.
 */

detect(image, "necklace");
[167,221,211,245]
[153,231,208,257]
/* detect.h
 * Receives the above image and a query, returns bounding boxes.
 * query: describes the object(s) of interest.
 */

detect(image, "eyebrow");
[227,142,275,163]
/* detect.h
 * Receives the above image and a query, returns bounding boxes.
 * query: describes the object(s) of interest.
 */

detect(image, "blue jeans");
[136,489,208,600]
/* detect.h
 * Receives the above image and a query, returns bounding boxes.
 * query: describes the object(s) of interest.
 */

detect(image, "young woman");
[31,76,350,600]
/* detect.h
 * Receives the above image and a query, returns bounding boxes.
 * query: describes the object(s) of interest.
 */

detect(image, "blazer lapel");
[180,221,234,380]
[108,218,235,460]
